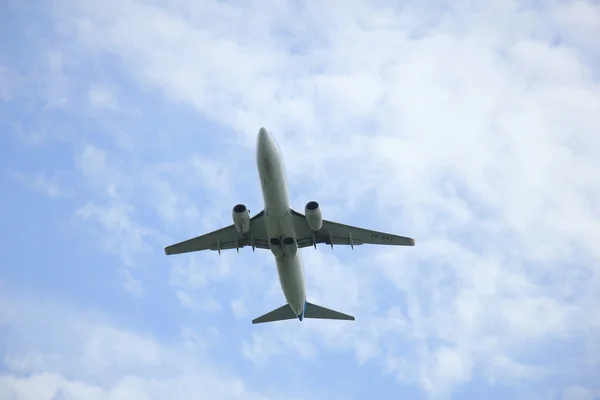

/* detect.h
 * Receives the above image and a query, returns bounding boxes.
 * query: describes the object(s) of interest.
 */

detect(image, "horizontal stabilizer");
[252,304,297,324]
[304,302,355,321]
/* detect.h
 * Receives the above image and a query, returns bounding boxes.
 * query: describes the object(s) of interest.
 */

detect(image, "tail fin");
[304,302,355,321]
[252,304,297,324]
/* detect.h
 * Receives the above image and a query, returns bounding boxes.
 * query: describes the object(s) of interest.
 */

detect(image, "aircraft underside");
[164,127,415,324]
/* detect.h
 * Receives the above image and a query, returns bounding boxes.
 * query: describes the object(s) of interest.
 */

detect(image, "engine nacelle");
[232,204,251,233]
[305,201,323,231]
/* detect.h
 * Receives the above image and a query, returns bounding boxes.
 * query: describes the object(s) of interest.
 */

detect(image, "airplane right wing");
[164,211,270,255]
[291,210,415,249]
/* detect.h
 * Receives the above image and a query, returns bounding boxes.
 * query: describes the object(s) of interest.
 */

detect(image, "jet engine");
[305,201,323,231]
[232,204,251,233]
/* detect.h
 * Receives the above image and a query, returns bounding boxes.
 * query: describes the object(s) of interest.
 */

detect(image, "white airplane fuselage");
[164,127,413,323]
[256,128,307,318]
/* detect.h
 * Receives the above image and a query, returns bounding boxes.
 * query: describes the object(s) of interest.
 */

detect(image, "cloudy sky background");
[1,0,600,399]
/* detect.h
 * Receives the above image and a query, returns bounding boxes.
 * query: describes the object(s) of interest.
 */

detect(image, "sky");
[1,0,600,399]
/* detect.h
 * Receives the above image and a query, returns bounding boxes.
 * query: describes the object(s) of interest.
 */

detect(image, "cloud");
[0,295,297,400]
[562,386,600,400]
[175,289,221,313]
[119,268,144,297]
[88,83,118,110]
[0,65,17,101]
[2,0,600,399]
[10,171,71,199]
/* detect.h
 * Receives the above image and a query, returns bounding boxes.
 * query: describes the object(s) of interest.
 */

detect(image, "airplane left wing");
[164,211,270,255]
[291,210,415,249]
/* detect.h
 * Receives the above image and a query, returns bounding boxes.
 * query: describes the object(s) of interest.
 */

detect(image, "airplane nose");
[257,127,269,144]
[257,127,272,156]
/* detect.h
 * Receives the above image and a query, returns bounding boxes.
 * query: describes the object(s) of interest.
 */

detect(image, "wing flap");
[291,210,415,248]
[164,211,269,255]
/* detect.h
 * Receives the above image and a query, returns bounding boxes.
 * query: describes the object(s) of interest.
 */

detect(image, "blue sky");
[1,1,600,399]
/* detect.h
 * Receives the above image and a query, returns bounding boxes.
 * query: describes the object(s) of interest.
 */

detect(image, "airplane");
[164,127,415,324]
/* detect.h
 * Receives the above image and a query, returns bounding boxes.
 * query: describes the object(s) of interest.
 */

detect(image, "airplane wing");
[164,211,270,255]
[291,210,415,248]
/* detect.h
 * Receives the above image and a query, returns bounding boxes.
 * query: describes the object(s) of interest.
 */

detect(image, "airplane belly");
[264,213,295,238]
[263,179,291,217]
[276,254,306,315]
[258,143,291,218]
[258,126,306,316]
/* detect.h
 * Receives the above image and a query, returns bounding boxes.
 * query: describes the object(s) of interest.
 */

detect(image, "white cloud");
[40,49,70,110]
[88,83,118,110]
[0,294,300,400]
[562,385,599,400]
[54,0,600,394]
[73,143,165,265]
[0,65,17,101]
[3,0,600,398]
[10,171,71,198]
[119,268,144,297]
[175,289,221,313]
